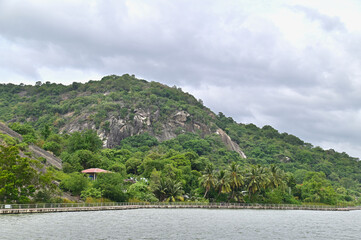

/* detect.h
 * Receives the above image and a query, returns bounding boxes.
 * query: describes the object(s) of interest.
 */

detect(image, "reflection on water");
[1,209,360,240]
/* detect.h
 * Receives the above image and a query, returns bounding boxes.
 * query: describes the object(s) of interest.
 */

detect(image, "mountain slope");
[0,74,245,157]
[1,74,361,197]
[0,122,62,169]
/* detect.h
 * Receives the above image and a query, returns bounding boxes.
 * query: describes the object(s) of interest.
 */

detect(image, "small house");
[81,168,111,180]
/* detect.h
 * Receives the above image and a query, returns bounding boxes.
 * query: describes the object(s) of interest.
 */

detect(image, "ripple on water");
[1,209,361,240]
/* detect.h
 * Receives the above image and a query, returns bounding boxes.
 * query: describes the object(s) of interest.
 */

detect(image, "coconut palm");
[153,177,184,202]
[268,164,287,190]
[153,177,168,201]
[200,163,216,198]
[216,169,231,195]
[245,165,270,201]
[166,179,184,202]
[228,162,244,201]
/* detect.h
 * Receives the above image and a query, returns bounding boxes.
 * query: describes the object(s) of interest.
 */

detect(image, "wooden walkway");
[0,204,357,214]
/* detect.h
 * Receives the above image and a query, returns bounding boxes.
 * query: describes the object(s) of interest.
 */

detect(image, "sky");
[1,0,361,158]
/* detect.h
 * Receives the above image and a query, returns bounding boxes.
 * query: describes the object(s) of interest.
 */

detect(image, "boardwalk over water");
[1,202,360,214]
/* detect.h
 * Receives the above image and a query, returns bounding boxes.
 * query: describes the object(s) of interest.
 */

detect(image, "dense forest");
[1,74,360,205]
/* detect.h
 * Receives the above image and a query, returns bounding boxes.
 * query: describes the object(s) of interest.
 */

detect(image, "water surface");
[1,209,360,239]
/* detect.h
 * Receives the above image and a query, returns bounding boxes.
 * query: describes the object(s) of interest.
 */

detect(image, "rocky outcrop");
[216,128,247,159]
[28,145,62,169]
[103,109,212,148]
[58,108,246,158]
[0,122,23,140]
[0,122,62,169]
[173,110,190,123]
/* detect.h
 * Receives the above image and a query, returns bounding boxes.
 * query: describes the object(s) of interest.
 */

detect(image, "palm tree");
[153,178,184,202]
[216,169,231,196]
[153,177,168,201]
[200,164,216,198]
[245,165,270,201]
[268,164,287,190]
[166,179,184,202]
[228,162,244,201]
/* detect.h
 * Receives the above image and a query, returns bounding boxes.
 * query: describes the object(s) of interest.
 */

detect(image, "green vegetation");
[1,75,360,206]
[0,145,56,203]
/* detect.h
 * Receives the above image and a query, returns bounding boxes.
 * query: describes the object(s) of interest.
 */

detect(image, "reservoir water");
[1,209,361,239]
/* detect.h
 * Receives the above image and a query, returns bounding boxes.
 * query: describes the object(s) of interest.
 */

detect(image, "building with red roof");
[81,168,112,180]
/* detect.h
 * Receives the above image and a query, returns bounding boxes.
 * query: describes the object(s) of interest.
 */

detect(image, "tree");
[127,181,157,202]
[9,122,37,143]
[300,172,337,205]
[268,165,287,190]
[228,162,244,201]
[41,124,51,140]
[165,179,184,202]
[0,145,48,203]
[216,170,231,195]
[93,173,127,202]
[60,172,90,195]
[199,164,216,198]
[125,157,143,175]
[245,165,270,201]
[152,177,183,202]
[62,150,102,172]
[43,141,61,156]
[67,130,103,153]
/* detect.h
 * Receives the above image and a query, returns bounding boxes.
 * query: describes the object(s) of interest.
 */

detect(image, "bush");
[60,173,90,195]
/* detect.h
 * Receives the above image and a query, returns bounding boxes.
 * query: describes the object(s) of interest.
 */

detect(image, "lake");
[1,209,360,239]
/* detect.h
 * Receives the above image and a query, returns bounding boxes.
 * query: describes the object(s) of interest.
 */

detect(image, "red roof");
[81,168,111,173]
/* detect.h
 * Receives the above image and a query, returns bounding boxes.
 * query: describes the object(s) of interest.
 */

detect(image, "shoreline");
[0,204,357,214]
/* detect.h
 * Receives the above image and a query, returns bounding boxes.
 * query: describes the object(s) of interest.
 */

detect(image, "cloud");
[1,0,361,157]
[291,5,346,32]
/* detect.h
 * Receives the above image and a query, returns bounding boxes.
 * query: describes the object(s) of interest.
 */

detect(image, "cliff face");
[60,109,211,147]
[59,109,246,158]
[216,129,247,158]
[103,109,212,148]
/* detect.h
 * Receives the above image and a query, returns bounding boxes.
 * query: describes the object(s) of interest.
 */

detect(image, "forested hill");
[0,74,244,155]
[1,74,361,204]
[1,75,214,143]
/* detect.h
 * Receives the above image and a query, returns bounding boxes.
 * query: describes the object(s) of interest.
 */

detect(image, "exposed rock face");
[216,128,247,159]
[28,145,62,169]
[0,122,62,169]
[173,110,190,123]
[102,109,212,148]
[106,117,132,148]
[0,122,22,139]
[59,108,246,158]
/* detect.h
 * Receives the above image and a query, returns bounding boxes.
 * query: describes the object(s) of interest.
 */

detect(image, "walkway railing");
[1,202,360,210]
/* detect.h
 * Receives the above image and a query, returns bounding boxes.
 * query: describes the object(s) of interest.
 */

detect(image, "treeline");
[1,75,361,205]
[1,122,356,206]
[216,113,361,196]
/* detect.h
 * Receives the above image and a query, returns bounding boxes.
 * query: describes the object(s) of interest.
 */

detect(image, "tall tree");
[216,169,231,196]
[165,179,184,202]
[200,164,216,198]
[268,164,287,190]
[67,130,103,153]
[0,145,49,203]
[245,165,270,201]
[228,162,244,201]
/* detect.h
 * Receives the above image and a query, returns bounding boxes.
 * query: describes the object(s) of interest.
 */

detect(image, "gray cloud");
[291,5,346,32]
[1,0,361,157]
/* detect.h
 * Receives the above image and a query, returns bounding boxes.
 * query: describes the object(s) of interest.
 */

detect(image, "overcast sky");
[1,0,361,158]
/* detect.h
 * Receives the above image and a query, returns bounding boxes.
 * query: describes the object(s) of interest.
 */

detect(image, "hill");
[0,75,244,155]
[0,74,360,204]
[0,125,61,203]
